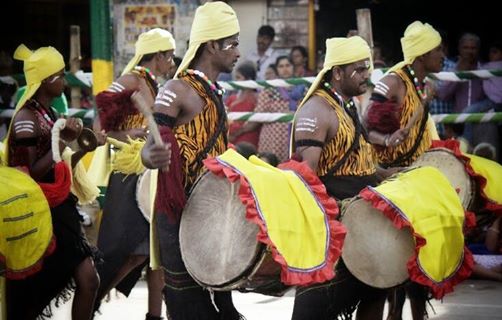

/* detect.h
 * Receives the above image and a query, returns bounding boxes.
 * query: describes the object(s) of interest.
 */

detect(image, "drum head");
[411,148,474,210]
[180,172,261,288]
[341,198,415,288]
[136,170,152,223]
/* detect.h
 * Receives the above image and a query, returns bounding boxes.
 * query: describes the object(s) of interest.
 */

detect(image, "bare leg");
[146,267,165,317]
[472,264,502,281]
[72,257,100,320]
[386,288,405,320]
[96,255,147,303]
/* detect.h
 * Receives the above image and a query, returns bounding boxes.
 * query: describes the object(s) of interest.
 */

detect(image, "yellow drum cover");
[0,166,53,278]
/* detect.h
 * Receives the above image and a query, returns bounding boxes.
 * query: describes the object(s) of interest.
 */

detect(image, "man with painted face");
[365,21,443,169]
[94,28,176,320]
[290,36,388,320]
[364,21,445,320]
[141,2,242,319]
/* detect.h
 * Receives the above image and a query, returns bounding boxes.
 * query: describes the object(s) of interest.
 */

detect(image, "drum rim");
[180,172,266,289]
[412,147,477,210]
[341,197,414,288]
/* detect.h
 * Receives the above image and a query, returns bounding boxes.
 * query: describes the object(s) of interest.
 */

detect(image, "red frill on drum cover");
[203,157,345,286]
[359,187,474,299]
[155,126,186,223]
[431,139,502,216]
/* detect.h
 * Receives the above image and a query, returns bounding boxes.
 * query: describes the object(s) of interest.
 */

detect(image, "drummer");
[140,2,243,319]
[290,36,394,320]
[363,21,445,320]
[5,44,99,320]
[93,28,175,320]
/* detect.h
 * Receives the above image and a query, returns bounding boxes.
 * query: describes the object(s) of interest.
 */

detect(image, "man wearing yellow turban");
[5,44,100,320]
[290,36,389,320]
[364,21,443,167]
[140,2,242,319]
[93,27,175,320]
[363,21,444,320]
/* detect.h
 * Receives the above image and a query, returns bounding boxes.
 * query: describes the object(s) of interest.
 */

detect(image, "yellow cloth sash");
[217,149,330,270]
[107,137,146,175]
[464,154,502,207]
[62,147,100,204]
[371,167,466,283]
[0,166,53,277]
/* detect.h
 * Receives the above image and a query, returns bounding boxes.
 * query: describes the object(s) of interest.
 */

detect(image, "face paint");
[295,117,318,133]
[14,120,35,134]
[155,88,177,108]
[48,74,63,83]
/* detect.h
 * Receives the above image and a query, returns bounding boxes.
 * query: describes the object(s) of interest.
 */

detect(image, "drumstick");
[131,91,164,146]
[403,101,423,132]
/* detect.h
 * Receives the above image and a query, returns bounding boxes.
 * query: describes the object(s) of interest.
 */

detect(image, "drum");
[136,169,153,222]
[340,197,415,288]
[411,148,476,210]
[179,172,288,296]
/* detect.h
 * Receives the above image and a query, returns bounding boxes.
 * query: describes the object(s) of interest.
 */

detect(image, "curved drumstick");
[51,118,67,162]
[131,91,164,146]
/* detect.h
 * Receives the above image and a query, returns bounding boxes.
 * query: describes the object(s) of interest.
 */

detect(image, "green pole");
[90,0,113,95]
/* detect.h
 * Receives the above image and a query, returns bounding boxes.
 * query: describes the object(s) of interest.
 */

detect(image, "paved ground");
[49,279,502,319]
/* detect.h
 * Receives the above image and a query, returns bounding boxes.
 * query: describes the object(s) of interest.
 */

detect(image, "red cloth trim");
[95,89,138,132]
[0,236,56,280]
[38,161,71,208]
[360,187,473,299]
[365,101,402,134]
[431,139,502,216]
[203,157,346,286]
[154,126,186,223]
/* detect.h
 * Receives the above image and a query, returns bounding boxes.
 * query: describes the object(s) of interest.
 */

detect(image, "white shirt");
[246,47,279,81]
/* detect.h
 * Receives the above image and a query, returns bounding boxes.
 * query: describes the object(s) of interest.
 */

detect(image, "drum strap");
[186,75,228,187]
[322,86,368,177]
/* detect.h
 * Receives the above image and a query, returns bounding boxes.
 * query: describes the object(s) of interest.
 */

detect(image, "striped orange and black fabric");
[118,69,157,131]
[374,68,432,167]
[313,89,376,177]
[174,73,228,190]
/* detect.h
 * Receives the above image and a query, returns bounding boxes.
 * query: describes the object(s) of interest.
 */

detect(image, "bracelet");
[488,228,500,234]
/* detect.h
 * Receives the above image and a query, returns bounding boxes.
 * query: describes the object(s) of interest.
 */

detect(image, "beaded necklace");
[183,69,226,96]
[31,99,56,126]
[406,65,427,100]
[323,81,355,110]
[134,65,156,82]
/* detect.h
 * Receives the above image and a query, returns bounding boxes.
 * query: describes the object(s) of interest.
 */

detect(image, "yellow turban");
[175,1,240,78]
[299,36,372,109]
[13,44,65,112]
[390,21,441,72]
[122,28,176,76]
[4,44,65,164]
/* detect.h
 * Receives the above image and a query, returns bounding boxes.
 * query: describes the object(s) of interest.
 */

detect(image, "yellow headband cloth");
[175,1,240,78]
[299,36,373,109]
[401,21,441,64]
[390,21,441,73]
[13,44,65,112]
[122,28,176,75]
[6,44,65,164]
